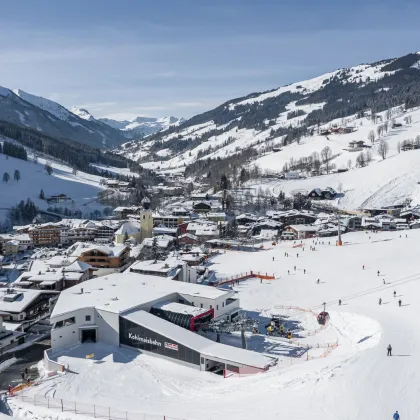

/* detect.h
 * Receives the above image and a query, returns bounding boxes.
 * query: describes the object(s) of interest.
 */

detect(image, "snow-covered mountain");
[111,52,420,210]
[70,106,95,121]
[99,115,184,139]
[0,88,125,149]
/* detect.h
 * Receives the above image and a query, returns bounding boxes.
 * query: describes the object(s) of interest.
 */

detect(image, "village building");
[152,226,179,238]
[3,240,20,256]
[69,243,130,268]
[0,234,32,252]
[47,193,70,204]
[281,225,319,240]
[114,221,142,244]
[0,287,59,325]
[28,223,65,247]
[0,313,26,352]
[178,233,200,246]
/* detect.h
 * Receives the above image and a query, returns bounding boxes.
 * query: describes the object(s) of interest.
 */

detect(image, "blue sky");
[0,0,419,120]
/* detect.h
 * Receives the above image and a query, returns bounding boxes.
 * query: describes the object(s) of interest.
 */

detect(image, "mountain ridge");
[112,52,420,166]
[0,87,126,149]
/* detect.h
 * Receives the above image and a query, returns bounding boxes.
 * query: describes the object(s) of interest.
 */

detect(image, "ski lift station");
[50,273,276,375]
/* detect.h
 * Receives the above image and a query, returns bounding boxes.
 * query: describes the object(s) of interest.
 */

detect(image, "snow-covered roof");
[0,288,57,313]
[51,272,234,318]
[115,221,140,236]
[0,234,31,242]
[47,256,77,267]
[179,233,199,240]
[152,301,210,316]
[285,224,319,232]
[122,310,274,369]
[129,258,182,274]
[63,260,94,273]
[142,235,175,248]
[70,243,128,258]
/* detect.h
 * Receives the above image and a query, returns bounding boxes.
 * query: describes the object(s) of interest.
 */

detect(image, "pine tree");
[124,232,129,242]
[151,236,160,261]
[3,172,10,183]
[220,174,229,211]
[39,189,45,200]
[45,162,53,175]
[13,169,20,182]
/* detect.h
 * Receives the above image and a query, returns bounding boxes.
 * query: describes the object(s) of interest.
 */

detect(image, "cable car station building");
[50,273,276,374]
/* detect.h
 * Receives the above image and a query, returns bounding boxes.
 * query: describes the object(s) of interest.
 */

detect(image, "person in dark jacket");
[393,410,399,420]
[387,344,392,356]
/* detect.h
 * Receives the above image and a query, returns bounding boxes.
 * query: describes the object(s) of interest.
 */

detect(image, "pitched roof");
[63,260,94,273]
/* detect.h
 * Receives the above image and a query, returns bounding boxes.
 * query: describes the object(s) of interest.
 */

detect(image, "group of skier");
[378,290,402,307]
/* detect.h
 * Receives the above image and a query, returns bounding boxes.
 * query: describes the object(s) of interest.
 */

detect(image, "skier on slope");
[393,410,399,420]
[379,297,382,305]
[387,344,392,356]
[399,299,402,307]
[394,290,396,298]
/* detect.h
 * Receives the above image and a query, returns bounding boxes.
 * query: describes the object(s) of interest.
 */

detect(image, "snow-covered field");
[9,229,420,420]
[0,152,129,222]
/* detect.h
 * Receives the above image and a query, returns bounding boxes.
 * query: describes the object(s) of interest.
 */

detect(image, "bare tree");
[386,108,392,121]
[347,158,352,169]
[320,146,333,173]
[376,125,383,138]
[378,140,389,160]
[397,141,401,154]
[356,152,366,168]
[384,120,389,133]
[368,130,376,144]
[415,135,420,147]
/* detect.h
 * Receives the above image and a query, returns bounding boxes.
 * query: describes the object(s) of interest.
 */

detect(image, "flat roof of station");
[51,272,233,319]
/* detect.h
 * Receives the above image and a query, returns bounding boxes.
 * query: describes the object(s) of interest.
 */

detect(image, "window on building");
[216,305,218,310]
[64,317,75,326]
[210,305,212,309]
[54,320,64,329]
[86,315,91,322]
[222,302,225,307]
[200,303,203,308]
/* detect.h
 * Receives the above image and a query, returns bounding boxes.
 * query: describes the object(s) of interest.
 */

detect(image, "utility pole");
[337,211,342,246]
[323,302,326,312]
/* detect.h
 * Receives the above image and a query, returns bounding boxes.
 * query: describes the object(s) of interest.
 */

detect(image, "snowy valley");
[2,48,420,420]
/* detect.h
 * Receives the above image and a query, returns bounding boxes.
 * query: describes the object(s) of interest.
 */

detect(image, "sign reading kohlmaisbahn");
[120,316,200,365]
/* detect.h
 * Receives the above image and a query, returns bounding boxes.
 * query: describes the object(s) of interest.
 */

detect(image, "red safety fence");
[214,271,275,286]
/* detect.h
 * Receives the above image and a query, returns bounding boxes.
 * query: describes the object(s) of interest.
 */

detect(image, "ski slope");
[9,229,420,420]
[0,152,106,222]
